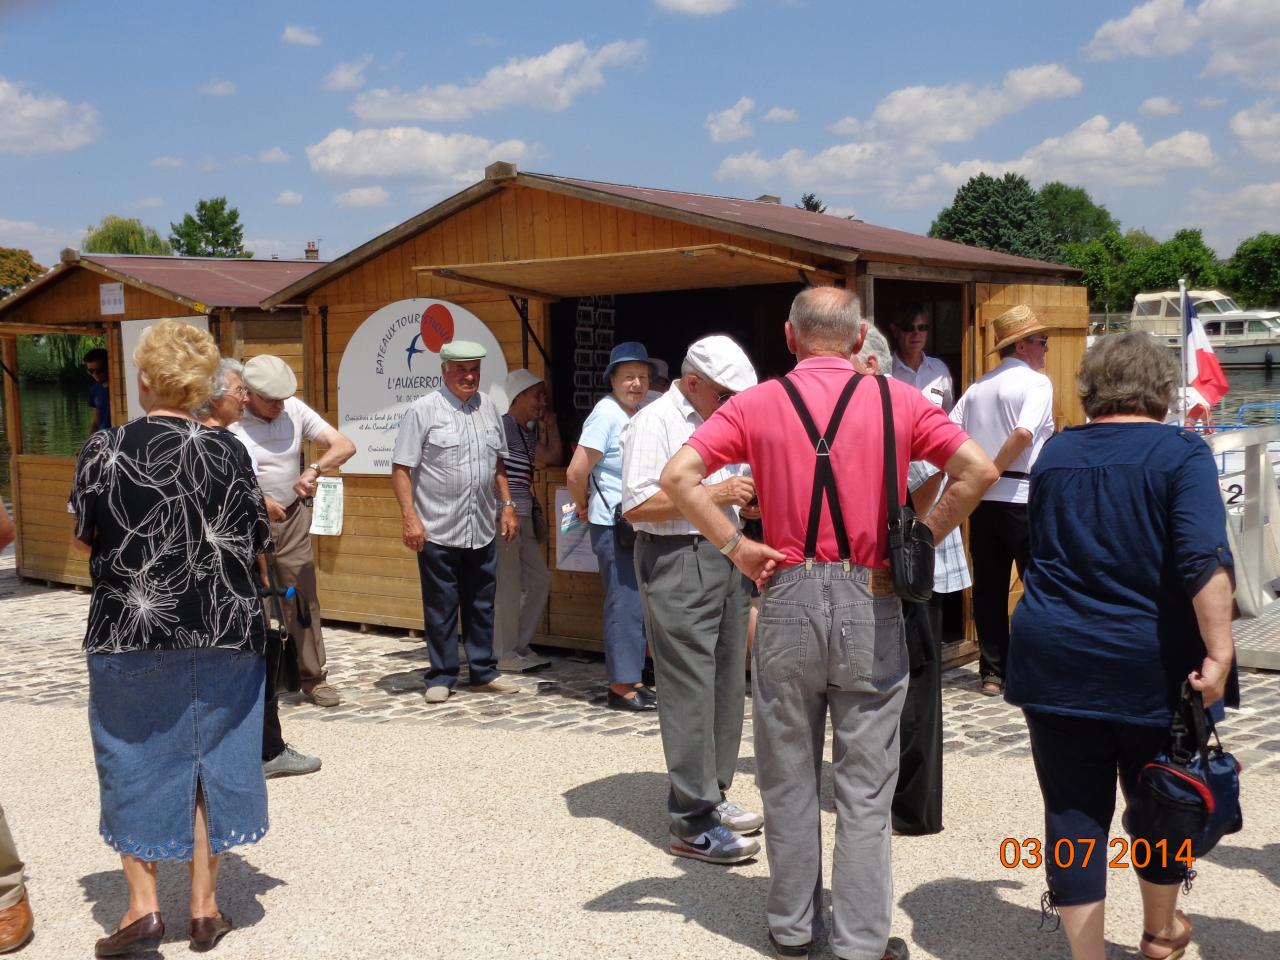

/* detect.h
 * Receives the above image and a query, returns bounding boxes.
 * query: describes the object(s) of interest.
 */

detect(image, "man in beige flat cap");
[949,305,1055,696]
[230,355,355,718]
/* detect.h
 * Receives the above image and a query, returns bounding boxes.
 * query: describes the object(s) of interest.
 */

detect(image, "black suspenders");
[778,373,863,570]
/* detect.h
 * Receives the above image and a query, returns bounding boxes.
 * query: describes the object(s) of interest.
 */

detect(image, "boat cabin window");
[1204,321,1221,335]
[1224,321,1245,336]
[1248,320,1271,333]
[1134,300,1163,317]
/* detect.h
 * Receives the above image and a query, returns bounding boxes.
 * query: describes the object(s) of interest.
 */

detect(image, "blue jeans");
[417,540,500,689]
[589,523,646,684]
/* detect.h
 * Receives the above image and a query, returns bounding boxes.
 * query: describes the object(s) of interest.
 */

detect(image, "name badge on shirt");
[930,387,943,399]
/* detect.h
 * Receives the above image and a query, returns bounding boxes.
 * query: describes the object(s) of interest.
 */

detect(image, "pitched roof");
[79,254,327,308]
[263,165,1079,307]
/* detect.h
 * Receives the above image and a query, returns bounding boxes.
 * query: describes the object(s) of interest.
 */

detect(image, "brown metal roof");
[79,254,328,308]
[527,173,1079,277]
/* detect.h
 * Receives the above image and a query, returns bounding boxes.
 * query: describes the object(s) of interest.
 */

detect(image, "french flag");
[1184,291,1229,407]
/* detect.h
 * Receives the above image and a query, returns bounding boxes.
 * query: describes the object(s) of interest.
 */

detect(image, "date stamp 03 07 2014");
[999,837,1197,871]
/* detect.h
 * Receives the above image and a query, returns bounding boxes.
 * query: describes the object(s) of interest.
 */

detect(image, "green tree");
[169,197,251,257]
[1063,230,1138,313]
[0,247,46,297]
[1127,228,1218,293]
[1124,228,1158,250]
[83,215,172,255]
[1221,233,1280,308]
[929,172,1054,261]
[796,192,827,213]
[1037,182,1119,259]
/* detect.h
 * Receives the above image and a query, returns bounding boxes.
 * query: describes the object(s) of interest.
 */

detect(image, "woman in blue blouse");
[1006,333,1235,960]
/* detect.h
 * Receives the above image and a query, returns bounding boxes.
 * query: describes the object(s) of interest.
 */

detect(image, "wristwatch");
[500,499,517,510]
[307,462,320,474]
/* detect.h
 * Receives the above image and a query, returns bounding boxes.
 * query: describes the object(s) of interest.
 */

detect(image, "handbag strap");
[778,373,862,570]
[589,470,620,515]
[875,375,905,531]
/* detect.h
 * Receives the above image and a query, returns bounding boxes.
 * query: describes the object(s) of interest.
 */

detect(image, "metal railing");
[1206,424,1280,618]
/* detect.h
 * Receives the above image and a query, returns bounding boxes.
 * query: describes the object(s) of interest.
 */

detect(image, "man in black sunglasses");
[889,303,954,412]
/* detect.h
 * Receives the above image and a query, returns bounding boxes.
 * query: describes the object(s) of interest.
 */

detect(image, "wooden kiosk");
[0,251,325,585]
[264,162,1084,661]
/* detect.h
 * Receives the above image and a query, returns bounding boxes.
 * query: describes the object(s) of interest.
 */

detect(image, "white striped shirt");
[391,388,509,549]
[619,382,745,537]
[908,460,971,594]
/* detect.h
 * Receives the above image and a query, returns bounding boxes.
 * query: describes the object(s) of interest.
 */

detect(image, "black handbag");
[1124,683,1243,859]
[261,552,304,695]
[591,472,636,550]
[874,376,935,603]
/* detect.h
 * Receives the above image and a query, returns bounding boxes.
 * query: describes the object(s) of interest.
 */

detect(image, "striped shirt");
[391,387,509,549]
[501,414,536,518]
[908,460,971,594]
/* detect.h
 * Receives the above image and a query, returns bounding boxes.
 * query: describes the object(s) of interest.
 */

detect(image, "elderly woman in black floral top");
[71,321,270,956]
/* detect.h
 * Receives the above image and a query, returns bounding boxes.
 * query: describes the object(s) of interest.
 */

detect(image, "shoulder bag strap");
[875,375,902,531]
[778,373,862,569]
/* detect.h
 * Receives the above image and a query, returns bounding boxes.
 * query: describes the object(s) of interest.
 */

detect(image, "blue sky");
[2,0,1278,269]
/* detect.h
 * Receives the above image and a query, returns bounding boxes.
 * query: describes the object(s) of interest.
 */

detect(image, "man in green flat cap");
[391,340,522,703]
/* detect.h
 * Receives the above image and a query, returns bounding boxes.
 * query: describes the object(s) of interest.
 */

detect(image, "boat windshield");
[1194,297,1241,314]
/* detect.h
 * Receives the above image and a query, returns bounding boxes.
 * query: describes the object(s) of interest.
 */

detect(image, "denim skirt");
[87,647,268,862]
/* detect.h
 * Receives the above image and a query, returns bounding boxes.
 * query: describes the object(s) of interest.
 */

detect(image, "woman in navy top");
[1006,333,1235,960]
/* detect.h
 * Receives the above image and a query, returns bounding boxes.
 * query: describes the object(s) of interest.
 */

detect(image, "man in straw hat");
[949,304,1055,697]
[391,340,521,703]
[232,354,356,712]
[621,334,762,867]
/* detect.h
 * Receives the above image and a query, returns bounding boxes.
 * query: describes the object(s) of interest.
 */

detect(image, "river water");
[2,371,1278,506]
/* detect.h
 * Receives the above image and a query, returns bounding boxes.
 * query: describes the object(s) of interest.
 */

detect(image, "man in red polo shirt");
[660,286,997,960]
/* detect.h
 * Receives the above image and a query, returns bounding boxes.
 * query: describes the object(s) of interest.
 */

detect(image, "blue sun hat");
[603,341,653,382]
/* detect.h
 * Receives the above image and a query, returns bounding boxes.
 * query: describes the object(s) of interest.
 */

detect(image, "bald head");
[786,286,864,357]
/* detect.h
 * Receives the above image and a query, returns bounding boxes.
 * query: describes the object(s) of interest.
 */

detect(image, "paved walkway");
[2,558,1278,958]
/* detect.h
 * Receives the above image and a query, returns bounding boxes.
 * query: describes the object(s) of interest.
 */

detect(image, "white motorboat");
[1130,290,1280,368]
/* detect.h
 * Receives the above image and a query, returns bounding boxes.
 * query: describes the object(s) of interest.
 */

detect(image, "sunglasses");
[1028,336,1050,347]
[86,365,107,376]
[897,323,930,333]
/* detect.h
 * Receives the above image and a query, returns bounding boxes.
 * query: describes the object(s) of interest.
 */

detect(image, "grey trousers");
[634,533,751,836]
[494,515,551,657]
[754,563,909,960]
[0,800,25,911]
[268,502,327,689]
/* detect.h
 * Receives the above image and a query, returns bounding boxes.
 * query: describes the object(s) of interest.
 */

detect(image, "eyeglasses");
[897,323,930,333]
[1028,337,1050,347]
[715,389,736,405]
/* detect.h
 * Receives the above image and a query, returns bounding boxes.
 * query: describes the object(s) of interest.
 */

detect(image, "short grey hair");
[193,357,244,417]
[856,326,893,373]
[1077,332,1179,421]
[788,286,862,353]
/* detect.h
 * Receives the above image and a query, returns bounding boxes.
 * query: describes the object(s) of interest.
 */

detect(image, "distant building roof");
[78,254,327,308]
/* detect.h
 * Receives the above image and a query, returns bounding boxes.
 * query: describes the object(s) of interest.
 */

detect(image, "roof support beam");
[421,268,561,303]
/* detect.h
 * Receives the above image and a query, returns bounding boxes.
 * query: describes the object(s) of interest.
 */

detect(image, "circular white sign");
[337,298,509,474]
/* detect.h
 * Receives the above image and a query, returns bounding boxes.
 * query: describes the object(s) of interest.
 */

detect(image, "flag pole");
[1179,277,1189,425]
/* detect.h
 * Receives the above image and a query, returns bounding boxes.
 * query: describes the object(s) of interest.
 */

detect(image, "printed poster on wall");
[99,282,125,315]
[119,316,208,420]
[337,298,508,475]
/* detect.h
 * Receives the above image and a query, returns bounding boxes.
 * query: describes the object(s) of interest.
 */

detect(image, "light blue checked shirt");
[909,460,971,595]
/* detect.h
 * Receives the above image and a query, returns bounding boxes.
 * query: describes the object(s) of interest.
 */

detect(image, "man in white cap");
[620,334,763,865]
[950,304,1054,697]
[642,357,671,407]
[231,354,355,709]
[391,340,521,703]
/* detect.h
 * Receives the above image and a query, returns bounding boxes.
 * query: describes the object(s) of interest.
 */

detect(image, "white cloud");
[258,146,291,163]
[335,186,390,208]
[655,0,739,13]
[1140,96,1182,116]
[1083,0,1198,60]
[150,155,183,169]
[0,217,85,265]
[1025,115,1214,184]
[276,191,304,205]
[763,106,797,123]
[1193,181,1280,251]
[1197,0,1280,89]
[706,96,754,143]
[1231,99,1280,160]
[307,126,531,182]
[716,140,894,187]
[136,197,163,209]
[353,39,645,121]
[199,79,236,96]
[197,156,222,173]
[870,64,1082,143]
[282,25,322,47]
[0,77,100,155]
[910,158,1035,196]
[325,55,374,92]
[827,116,861,135]
[1197,96,1227,107]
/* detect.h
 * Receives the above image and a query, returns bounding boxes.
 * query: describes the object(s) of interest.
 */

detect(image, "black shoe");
[881,936,910,960]
[642,660,656,687]
[635,685,657,705]
[768,931,810,957]
[607,689,657,712]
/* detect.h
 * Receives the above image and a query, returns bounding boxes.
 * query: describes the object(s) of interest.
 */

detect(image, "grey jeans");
[634,533,751,836]
[493,515,550,657]
[754,563,909,960]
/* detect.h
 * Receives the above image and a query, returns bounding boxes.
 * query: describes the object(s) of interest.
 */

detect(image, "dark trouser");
[1024,710,1187,906]
[634,533,750,837]
[417,540,500,689]
[262,637,286,762]
[268,502,327,691]
[969,499,1029,682]
[893,595,943,835]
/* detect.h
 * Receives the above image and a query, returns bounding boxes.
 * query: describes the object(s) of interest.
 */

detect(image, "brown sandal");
[1140,909,1193,959]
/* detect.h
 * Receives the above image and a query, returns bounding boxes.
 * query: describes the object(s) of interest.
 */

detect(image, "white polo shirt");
[892,353,954,412]
[229,397,332,507]
[950,358,1054,505]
